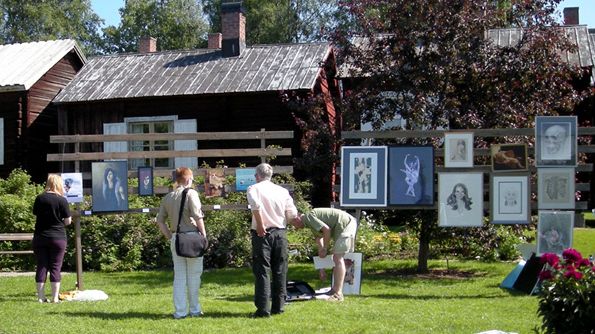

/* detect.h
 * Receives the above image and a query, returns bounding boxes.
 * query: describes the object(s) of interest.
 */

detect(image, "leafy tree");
[203,0,339,44]
[333,0,589,273]
[101,0,208,54]
[0,0,103,55]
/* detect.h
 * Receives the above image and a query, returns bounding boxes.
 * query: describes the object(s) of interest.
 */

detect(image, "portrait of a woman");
[446,183,473,214]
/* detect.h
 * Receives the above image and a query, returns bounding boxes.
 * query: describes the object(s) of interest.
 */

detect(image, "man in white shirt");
[246,163,298,317]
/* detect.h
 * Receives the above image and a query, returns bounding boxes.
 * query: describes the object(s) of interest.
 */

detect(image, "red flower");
[539,270,553,280]
[541,253,560,267]
[563,267,583,280]
[562,249,582,264]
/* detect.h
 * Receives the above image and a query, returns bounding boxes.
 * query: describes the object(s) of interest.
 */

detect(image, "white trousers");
[170,234,203,317]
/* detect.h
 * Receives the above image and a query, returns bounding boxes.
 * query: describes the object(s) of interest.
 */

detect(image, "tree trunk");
[416,219,431,274]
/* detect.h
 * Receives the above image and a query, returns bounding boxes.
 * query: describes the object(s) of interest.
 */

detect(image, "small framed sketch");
[388,146,434,205]
[491,144,528,172]
[438,172,483,227]
[491,174,530,224]
[444,132,473,168]
[137,167,153,196]
[340,146,388,207]
[61,172,83,203]
[537,168,575,209]
[537,210,574,256]
[535,116,577,167]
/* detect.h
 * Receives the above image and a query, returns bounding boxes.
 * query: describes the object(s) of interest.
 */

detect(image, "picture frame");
[490,173,530,224]
[61,172,83,203]
[444,132,474,168]
[235,168,256,191]
[490,144,528,172]
[438,172,483,227]
[205,168,225,197]
[316,252,363,295]
[535,116,577,167]
[92,161,128,212]
[137,166,153,196]
[388,146,434,205]
[340,146,388,207]
[537,210,574,256]
[537,168,575,209]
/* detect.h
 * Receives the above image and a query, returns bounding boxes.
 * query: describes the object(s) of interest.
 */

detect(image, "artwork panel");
[490,144,528,172]
[537,168,575,209]
[61,172,83,203]
[92,161,129,212]
[438,172,483,227]
[537,211,574,256]
[444,132,474,168]
[535,116,577,167]
[205,168,225,198]
[491,174,530,224]
[388,146,434,205]
[340,146,387,207]
[138,167,153,196]
[235,168,256,191]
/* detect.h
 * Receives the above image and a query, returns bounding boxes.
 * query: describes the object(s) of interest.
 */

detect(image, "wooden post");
[260,128,266,163]
[74,141,83,290]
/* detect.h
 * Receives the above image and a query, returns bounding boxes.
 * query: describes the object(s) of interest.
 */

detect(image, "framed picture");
[490,174,530,224]
[235,168,256,191]
[340,146,388,207]
[438,172,483,227]
[388,146,434,205]
[92,161,128,212]
[61,172,83,203]
[316,252,363,295]
[205,168,225,197]
[490,144,528,172]
[535,116,577,167]
[537,210,574,256]
[137,167,153,196]
[537,168,575,209]
[444,132,474,168]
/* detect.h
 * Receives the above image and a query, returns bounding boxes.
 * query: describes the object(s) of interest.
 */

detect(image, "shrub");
[537,249,595,334]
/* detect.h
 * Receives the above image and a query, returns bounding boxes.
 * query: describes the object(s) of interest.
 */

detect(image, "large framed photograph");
[137,167,153,196]
[92,161,128,212]
[340,146,388,207]
[388,146,434,205]
[491,174,530,224]
[537,210,574,255]
[491,144,528,172]
[61,172,83,203]
[438,172,483,227]
[537,168,575,209]
[535,116,577,167]
[444,132,474,168]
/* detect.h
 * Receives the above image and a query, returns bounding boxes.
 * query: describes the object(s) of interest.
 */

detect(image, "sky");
[90,0,595,28]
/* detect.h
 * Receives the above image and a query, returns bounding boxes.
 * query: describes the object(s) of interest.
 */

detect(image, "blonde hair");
[175,167,193,187]
[46,174,65,196]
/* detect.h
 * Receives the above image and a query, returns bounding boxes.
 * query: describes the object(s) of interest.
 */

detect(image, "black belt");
[251,227,286,233]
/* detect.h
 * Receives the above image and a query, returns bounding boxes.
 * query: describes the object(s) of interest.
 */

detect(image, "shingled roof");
[54,42,332,103]
[0,39,86,92]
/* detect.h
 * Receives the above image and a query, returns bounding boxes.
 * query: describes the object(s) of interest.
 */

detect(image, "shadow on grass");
[53,310,251,319]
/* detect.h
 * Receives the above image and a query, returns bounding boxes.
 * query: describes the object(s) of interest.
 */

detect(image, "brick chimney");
[138,36,157,53]
[221,0,245,57]
[563,7,579,25]
[208,33,222,49]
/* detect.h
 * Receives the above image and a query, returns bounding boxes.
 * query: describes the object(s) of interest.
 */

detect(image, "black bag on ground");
[286,280,316,302]
[174,188,207,258]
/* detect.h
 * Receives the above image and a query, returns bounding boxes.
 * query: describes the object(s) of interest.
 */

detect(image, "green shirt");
[301,208,354,241]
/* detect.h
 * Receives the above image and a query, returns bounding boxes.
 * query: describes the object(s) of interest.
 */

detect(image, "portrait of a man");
[535,116,577,167]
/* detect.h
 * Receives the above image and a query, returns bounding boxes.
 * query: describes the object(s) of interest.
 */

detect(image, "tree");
[0,0,103,55]
[333,0,588,273]
[101,0,208,54]
[203,0,339,44]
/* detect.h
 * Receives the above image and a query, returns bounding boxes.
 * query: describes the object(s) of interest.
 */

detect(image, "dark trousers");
[32,236,67,283]
[251,228,288,315]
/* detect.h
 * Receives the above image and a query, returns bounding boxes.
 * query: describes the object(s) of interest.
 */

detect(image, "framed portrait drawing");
[537,210,574,256]
[538,168,575,209]
[61,172,83,203]
[438,172,483,227]
[92,161,128,212]
[388,146,434,205]
[535,116,577,167]
[137,167,153,196]
[490,144,528,172]
[444,132,474,168]
[490,174,530,224]
[235,168,256,191]
[340,146,388,207]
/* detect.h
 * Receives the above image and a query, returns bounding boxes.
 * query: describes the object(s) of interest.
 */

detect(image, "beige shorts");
[332,216,357,254]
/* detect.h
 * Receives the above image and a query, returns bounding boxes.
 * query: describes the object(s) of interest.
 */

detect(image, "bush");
[537,249,595,334]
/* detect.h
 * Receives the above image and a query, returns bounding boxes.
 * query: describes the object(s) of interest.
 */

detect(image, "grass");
[1,260,540,334]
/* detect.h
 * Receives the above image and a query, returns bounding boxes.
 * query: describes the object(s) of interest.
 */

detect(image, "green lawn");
[0,260,540,334]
